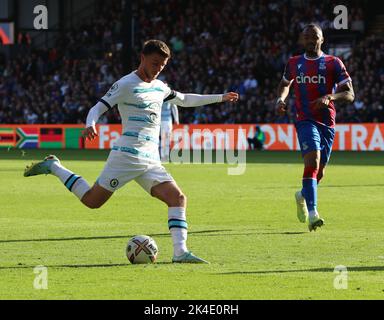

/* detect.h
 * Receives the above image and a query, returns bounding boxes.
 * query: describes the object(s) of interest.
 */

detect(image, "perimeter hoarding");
[83,123,384,151]
[0,124,383,151]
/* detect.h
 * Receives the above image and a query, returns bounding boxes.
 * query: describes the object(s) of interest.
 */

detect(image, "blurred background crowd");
[0,0,383,125]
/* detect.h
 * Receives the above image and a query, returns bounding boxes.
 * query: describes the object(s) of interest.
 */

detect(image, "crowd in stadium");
[0,0,383,125]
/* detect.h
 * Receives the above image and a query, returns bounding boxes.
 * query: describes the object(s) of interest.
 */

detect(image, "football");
[126,235,159,264]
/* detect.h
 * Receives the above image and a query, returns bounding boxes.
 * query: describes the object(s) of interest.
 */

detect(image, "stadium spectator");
[247,125,266,150]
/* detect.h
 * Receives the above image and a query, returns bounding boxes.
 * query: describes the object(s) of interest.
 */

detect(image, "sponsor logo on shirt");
[296,73,326,84]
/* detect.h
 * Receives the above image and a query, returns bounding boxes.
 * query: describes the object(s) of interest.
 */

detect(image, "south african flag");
[16,127,38,148]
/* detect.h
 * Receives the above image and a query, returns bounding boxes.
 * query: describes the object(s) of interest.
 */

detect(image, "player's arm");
[276,59,293,115]
[314,57,354,109]
[314,81,354,110]
[331,57,355,103]
[83,101,109,140]
[83,81,125,140]
[329,81,355,103]
[276,78,293,115]
[164,90,239,107]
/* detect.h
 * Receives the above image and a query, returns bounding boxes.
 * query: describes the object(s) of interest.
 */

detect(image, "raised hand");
[222,92,239,102]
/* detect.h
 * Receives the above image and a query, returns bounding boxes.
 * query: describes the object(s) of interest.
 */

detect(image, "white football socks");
[50,162,90,200]
[168,207,188,257]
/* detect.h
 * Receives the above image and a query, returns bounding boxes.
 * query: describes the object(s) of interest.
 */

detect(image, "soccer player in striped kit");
[276,24,355,231]
[24,40,239,262]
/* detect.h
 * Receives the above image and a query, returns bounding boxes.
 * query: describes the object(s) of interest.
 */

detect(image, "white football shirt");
[99,71,176,162]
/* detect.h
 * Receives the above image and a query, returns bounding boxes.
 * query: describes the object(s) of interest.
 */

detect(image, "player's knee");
[169,191,186,207]
[178,192,187,206]
[307,158,320,170]
[81,194,104,209]
[304,152,320,170]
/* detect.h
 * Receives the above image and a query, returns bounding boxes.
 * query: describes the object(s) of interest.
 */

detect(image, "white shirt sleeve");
[86,101,109,127]
[99,80,127,109]
[162,82,173,100]
[167,91,223,107]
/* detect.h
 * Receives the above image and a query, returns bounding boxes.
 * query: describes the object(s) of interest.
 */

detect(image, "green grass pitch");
[0,149,383,299]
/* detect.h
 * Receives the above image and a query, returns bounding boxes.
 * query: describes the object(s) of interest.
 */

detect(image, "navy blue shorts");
[295,120,335,165]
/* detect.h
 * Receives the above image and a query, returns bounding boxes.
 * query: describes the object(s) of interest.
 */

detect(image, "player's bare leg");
[24,154,113,209]
[81,184,113,209]
[151,181,209,263]
[317,163,326,183]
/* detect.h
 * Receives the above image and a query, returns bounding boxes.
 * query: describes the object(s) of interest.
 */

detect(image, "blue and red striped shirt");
[283,52,352,128]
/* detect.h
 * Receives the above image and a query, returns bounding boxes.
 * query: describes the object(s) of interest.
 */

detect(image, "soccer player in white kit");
[160,101,179,161]
[24,40,239,263]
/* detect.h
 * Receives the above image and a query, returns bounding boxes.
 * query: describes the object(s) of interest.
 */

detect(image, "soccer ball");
[126,235,158,264]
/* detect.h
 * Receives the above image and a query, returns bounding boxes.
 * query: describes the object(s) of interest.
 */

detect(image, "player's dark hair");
[142,40,171,58]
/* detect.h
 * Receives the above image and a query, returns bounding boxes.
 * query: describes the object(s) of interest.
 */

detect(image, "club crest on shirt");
[110,178,119,188]
[149,113,159,124]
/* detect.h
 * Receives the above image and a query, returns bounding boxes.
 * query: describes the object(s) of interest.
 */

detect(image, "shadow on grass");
[0,229,233,244]
[242,184,384,190]
[0,262,176,270]
[322,184,384,188]
[2,264,383,272]
[0,229,316,245]
[218,266,384,275]
[261,232,307,235]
